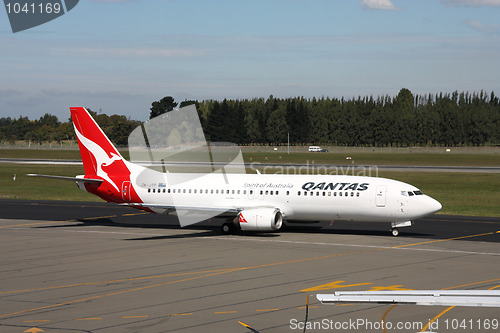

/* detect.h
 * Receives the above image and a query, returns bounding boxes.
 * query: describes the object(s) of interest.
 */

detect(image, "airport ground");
[1,200,500,332]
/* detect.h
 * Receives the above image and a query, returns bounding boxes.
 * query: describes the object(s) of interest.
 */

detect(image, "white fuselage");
[132,167,441,224]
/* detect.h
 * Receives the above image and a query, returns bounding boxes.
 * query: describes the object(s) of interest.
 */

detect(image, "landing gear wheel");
[221,222,235,234]
[391,228,399,237]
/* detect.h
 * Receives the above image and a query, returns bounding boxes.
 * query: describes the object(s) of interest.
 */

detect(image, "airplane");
[29,107,442,236]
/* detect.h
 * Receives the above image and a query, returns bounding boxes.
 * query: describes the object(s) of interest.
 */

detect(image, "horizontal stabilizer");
[317,290,500,307]
[27,174,103,184]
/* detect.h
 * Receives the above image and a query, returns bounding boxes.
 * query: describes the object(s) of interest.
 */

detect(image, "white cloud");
[465,20,500,33]
[360,0,401,10]
[439,0,500,7]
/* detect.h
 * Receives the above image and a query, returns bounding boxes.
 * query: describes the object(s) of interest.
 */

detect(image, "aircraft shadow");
[30,216,500,243]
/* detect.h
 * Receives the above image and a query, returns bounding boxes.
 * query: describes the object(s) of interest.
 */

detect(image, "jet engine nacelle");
[238,208,283,231]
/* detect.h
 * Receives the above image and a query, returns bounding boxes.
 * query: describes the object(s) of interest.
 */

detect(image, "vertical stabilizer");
[70,107,135,202]
[70,107,123,176]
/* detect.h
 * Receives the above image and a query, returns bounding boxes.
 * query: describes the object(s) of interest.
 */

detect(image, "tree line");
[0,110,141,147]
[1,89,499,147]
[183,88,500,146]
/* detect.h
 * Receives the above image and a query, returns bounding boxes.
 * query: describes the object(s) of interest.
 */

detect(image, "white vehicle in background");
[308,146,322,152]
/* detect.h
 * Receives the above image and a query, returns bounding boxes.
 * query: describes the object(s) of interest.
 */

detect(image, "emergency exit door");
[122,181,131,201]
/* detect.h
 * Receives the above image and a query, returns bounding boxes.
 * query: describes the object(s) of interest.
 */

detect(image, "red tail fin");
[70,107,123,176]
[70,107,135,202]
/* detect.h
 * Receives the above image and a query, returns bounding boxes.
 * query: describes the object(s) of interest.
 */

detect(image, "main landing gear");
[221,218,240,234]
[390,221,413,237]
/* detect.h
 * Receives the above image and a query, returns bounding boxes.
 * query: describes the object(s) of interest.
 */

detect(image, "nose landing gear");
[391,228,399,237]
[390,221,413,237]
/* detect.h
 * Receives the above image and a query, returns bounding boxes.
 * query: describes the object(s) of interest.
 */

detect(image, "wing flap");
[123,202,240,214]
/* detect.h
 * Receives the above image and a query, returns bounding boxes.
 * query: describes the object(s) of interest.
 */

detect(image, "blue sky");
[1,0,499,121]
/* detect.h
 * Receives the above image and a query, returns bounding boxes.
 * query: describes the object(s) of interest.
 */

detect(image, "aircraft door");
[122,181,131,201]
[376,185,386,207]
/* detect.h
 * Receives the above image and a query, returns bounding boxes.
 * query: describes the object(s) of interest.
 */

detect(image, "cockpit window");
[403,190,424,197]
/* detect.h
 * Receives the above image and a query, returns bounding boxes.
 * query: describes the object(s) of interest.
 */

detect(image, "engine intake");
[238,208,283,231]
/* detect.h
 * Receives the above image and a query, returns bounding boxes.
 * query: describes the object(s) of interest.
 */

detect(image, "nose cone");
[408,195,442,220]
[426,196,442,214]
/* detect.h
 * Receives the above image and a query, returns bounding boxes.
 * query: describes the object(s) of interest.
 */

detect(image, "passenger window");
[298,191,301,196]
[286,191,289,195]
[167,189,171,193]
[356,192,360,197]
[163,189,166,193]
[350,192,354,197]
[328,192,331,196]
[339,192,342,197]
[276,191,279,195]
[148,189,151,193]
[250,190,253,195]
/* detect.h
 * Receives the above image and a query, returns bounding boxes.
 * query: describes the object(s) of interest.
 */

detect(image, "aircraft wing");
[123,203,240,215]
[316,290,500,307]
[27,174,103,184]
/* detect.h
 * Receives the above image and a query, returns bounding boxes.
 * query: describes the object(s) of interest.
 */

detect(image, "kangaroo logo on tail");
[73,125,121,192]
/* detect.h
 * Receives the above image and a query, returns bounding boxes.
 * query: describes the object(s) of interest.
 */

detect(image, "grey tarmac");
[1,200,500,332]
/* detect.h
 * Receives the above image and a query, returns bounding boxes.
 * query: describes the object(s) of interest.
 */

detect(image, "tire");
[391,228,399,237]
[221,222,233,234]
